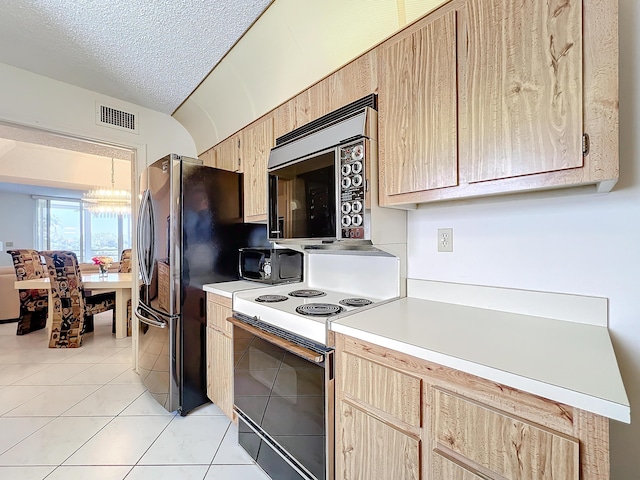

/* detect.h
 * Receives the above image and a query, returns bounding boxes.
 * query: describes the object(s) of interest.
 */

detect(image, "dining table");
[13,272,133,339]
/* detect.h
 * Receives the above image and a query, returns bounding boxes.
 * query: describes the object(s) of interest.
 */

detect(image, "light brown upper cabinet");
[326,50,378,113]
[198,148,214,167]
[377,0,618,207]
[241,116,274,223]
[212,134,242,173]
[274,82,330,139]
[274,50,378,139]
[378,7,459,206]
[460,0,582,183]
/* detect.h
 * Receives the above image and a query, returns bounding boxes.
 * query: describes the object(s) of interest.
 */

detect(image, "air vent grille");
[276,94,377,146]
[96,103,138,133]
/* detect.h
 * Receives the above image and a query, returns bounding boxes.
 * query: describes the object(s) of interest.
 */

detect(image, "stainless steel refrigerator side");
[135,154,180,414]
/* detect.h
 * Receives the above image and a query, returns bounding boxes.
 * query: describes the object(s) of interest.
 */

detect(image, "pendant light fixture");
[82,158,131,216]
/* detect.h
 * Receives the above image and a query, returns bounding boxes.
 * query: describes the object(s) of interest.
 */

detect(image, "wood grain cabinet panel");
[335,333,608,480]
[341,351,421,427]
[327,50,378,112]
[372,0,615,206]
[205,293,234,421]
[208,327,234,419]
[460,0,583,183]
[274,82,330,138]
[431,388,579,480]
[241,116,274,222]
[431,451,485,480]
[211,135,241,172]
[198,148,214,167]
[337,401,420,480]
[206,326,216,401]
[206,295,232,336]
[378,9,458,205]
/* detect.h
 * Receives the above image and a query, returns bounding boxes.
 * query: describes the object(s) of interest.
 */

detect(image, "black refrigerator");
[136,153,268,415]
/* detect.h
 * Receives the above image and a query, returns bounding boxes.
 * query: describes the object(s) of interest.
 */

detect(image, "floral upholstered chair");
[7,249,48,335]
[41,251,116,348]
[118,249,133,336]
[118,248,132,274]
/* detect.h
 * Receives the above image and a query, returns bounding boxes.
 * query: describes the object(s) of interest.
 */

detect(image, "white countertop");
[203,280,265,298]
[331,279,630,423]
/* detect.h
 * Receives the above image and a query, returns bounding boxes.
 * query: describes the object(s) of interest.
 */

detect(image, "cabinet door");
[432,451,484,480]
[241,116,274,222]
[337,400,421,480]
[198,148,214,167]
[205,295,234,420]
[379,9,458,204]
[206,326,216,402]
[460,0,583,183]
[206,294,232,336]
[207,328,233,420]
[431,388,579,479]
[326,50,378,112]
[341,351,421,427]
[274,83,330,138]
[212,135,241,172]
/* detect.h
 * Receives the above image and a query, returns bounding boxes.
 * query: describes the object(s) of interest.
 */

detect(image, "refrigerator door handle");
[135,301,176,328]
[137,188,155,285]
[135,307,167,328]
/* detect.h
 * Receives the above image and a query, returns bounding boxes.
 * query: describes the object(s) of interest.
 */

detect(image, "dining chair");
[6,249,48,335]
[41,250,116,348]
[118,248,132,274]
[118,248,133,336]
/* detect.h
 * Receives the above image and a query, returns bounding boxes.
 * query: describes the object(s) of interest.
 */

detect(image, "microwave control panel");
[339,141,367,240]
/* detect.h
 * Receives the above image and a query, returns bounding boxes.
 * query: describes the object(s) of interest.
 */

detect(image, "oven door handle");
[228,317,324,364]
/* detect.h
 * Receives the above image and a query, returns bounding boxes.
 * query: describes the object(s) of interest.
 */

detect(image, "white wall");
[0,62,197,177]
[407,1,638,476]
[0,191,35,267]
[0,144,130,191]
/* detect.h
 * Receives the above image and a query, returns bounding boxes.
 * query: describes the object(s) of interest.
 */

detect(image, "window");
[35,197,131,263]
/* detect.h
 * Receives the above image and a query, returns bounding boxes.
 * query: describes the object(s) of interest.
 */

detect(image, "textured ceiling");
[0,0,272,114]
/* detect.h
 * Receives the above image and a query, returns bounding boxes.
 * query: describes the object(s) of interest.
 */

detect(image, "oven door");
[268,147,339,242]
[230,315,333,480]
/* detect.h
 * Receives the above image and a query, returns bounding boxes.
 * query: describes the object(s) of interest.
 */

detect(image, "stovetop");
[233,282,393,345]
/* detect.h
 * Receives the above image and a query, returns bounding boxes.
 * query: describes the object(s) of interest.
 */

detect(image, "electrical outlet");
[437,228,453,252]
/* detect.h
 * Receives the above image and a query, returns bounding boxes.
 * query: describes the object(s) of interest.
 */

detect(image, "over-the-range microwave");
[267,95,378,245]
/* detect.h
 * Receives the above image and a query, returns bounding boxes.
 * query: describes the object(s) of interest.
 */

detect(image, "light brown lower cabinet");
[334,333,609,480]
[339,401,420,480]
[206,293,234,421]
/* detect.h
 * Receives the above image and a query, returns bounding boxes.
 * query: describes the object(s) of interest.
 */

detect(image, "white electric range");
[232,250,401,345]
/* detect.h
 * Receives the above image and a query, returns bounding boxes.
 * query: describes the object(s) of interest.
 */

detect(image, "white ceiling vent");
[96,103,138,134]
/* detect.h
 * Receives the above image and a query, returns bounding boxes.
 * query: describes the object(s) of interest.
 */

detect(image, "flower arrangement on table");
[92,256,113,276]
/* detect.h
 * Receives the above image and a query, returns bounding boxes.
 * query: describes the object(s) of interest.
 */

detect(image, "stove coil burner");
[288,289,326,298]
[339,298,373,307]
[255,295,289,303]
[296,303,345,317]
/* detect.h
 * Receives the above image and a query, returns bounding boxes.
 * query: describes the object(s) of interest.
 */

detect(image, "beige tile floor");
[0,312,270,480]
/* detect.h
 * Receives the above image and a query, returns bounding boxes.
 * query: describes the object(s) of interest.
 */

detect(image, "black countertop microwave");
[239,247,303,284]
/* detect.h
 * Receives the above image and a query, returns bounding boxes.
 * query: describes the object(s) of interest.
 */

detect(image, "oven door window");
[234,327,326,480]
[268,150,337,241]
